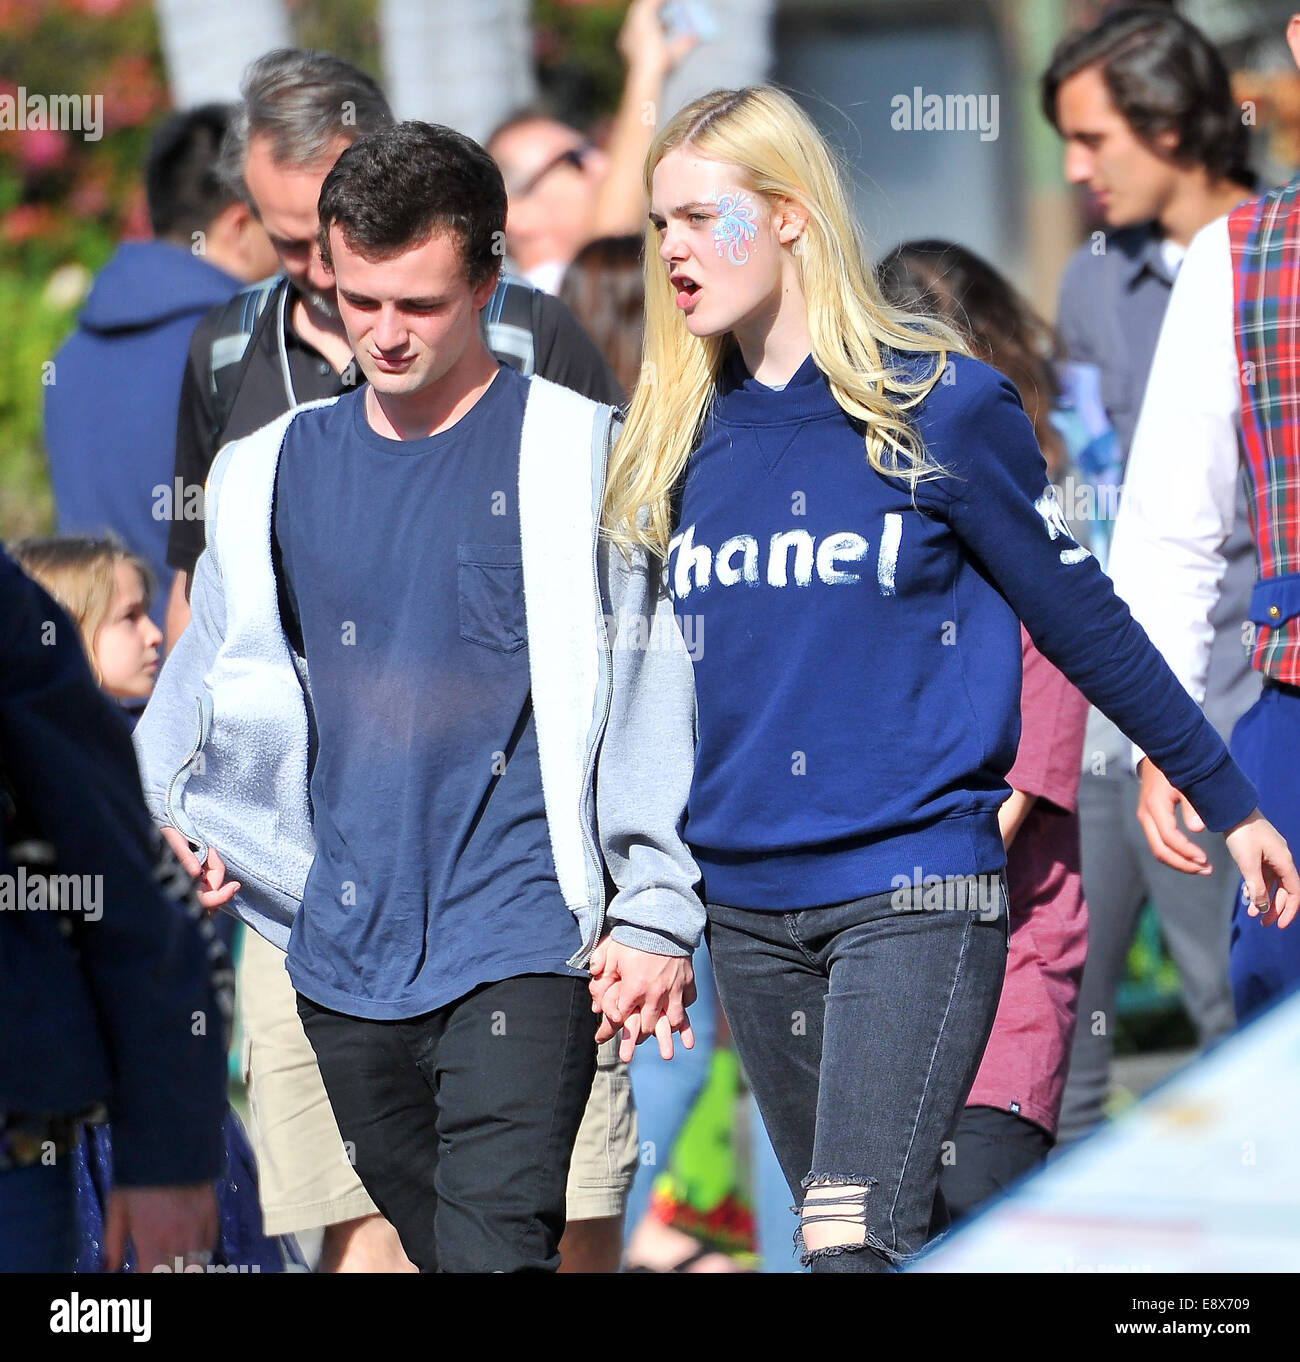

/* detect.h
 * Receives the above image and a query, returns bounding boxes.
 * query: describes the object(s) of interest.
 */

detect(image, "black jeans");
[938,1104,1053,1224]
[706,873,1008,1273]
[297,974,597,1272]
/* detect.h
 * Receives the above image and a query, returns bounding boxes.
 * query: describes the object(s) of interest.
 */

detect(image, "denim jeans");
[706,872,1008,1272]
[297,974,596,1273]
[938,1104,1053,1223]
[748,1091,807,1273]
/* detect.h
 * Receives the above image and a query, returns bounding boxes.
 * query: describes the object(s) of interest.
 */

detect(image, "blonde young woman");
[592,86,1298,1273]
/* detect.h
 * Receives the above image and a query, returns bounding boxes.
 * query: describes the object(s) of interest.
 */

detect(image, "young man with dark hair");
[1112,12,1300,1028]
[155,50,632,1275]
[43,103,276,633]
[135,120,699,1273]
[1042,4,1261,1145]
[164,50,622,642]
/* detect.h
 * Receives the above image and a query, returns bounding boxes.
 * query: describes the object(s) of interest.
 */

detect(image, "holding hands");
[588,935,697,1061]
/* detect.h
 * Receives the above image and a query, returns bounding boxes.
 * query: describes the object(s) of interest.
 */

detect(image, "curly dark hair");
[1041,3,1254,187]
[317,121,506,287]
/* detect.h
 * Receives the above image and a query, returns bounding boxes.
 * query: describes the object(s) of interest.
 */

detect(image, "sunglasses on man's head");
[512,145,593,198]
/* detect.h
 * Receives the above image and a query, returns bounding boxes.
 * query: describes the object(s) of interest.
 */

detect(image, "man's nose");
[1064,143,1093,185]
[371,306,408,352]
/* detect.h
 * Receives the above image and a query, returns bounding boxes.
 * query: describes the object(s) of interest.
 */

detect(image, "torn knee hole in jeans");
[796,1173,899,1264]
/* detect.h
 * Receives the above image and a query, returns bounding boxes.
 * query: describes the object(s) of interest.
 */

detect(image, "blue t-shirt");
[274,367,582,1018]
[669,349,1257,911]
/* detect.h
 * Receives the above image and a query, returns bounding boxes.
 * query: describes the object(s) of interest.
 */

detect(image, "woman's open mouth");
[671,273,701,309]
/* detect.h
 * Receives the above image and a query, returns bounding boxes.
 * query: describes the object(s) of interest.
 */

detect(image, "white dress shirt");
[1107,215,1245,758]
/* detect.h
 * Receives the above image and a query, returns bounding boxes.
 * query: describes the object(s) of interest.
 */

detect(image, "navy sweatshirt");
[667,350,1258,910]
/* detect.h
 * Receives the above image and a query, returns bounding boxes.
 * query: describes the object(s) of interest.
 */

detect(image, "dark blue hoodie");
[44,241,243,626]
[0,546,226,1186]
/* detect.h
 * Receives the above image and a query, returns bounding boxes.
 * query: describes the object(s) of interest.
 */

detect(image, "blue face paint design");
[709,188,759,265]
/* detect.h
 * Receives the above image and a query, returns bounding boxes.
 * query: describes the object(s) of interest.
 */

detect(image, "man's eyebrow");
[338,289,448,307]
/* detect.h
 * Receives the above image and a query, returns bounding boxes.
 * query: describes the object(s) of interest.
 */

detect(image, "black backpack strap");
[481,272,538,376]
[206,275,283,434]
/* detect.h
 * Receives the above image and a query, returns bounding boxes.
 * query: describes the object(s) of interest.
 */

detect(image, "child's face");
[95,562,162,700]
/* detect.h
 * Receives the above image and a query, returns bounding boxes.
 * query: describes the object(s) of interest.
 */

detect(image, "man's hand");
[160,825,240,913]
[588,935,696,1061]
[1224,808,1300,929]
[1136,757,1212,874]
[104,1183,217,1273]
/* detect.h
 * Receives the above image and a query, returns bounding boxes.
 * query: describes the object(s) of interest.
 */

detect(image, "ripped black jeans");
[706,873,1008,1272]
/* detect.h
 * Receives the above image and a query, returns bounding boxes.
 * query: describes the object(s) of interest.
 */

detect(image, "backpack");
[204,272,545,440]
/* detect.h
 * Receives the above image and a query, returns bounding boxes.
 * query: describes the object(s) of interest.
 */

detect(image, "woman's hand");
[1224,809,1300,928]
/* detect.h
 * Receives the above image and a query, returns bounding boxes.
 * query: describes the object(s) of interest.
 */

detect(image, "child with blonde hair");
[12,536,161,705]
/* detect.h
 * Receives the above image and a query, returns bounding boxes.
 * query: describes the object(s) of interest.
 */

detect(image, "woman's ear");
[774,198,809,248]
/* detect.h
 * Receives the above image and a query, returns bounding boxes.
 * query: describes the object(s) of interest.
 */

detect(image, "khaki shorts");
[237,929,638,1235]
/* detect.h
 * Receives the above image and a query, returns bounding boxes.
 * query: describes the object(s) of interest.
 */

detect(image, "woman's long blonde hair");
[11,534,153,684]
[603,85,967,556]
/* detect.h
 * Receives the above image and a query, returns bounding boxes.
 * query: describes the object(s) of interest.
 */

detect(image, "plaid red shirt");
[1229,178,1300,685]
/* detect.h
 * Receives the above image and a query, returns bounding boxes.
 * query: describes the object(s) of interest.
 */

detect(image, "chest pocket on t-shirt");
[457,544,527,653]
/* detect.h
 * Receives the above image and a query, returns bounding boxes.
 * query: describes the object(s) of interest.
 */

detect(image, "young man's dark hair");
[145,103,238,241]
[317,121,506,288]
[1042,2,1253,187]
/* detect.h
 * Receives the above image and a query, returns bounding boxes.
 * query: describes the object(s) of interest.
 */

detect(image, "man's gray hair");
[219,48,393,200]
